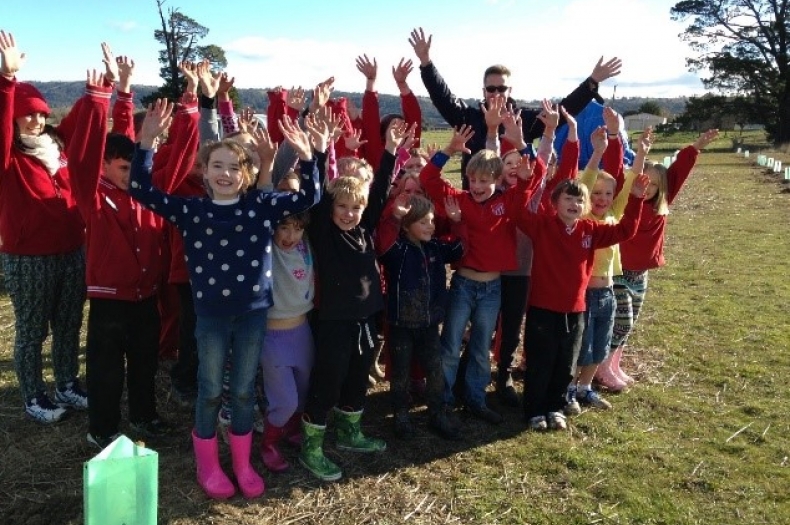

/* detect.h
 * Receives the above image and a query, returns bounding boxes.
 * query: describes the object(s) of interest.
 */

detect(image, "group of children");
[0,26,719,499]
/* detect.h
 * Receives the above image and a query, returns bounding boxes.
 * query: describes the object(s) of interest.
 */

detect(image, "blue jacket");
[378,232,463,328]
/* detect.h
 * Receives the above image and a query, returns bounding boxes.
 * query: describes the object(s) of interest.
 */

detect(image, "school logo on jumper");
[491,203,505,216]
[581,235,592,249]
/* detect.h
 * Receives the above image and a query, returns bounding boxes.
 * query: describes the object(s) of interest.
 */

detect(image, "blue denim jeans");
[578,287,616,367]
[194,308,267,438]
[440,274,501,408]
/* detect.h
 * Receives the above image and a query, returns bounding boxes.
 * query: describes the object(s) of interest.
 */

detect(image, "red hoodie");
[0,76,110,255]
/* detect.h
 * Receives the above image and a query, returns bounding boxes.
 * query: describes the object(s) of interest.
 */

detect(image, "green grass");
[1,133,790,524]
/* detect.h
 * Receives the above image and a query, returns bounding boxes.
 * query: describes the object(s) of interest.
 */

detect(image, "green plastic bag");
[83,435,158,525]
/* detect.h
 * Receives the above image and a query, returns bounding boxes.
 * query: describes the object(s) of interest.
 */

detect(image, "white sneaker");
[55,380,89,410]
[26,394,67,424]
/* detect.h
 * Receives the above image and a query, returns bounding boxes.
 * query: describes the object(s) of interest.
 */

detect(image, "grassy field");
[0,129,789,524]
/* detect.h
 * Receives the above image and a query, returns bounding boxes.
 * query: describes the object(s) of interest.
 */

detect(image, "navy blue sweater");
[379,232,463,328]
[129,146,320,317]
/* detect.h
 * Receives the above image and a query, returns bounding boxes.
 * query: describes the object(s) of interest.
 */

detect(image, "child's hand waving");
[139,99,175,150]
[444,196,462,222]
[630,173,650,198]
[0,30,25,77]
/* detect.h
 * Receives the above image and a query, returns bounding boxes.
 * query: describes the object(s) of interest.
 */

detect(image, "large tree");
[143,0,227,103]
[671,0,790,144]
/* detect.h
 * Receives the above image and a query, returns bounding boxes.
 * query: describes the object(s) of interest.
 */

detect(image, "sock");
[577,383,592,394]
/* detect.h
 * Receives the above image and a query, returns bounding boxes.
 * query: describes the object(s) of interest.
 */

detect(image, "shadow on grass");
[0,354,529,525]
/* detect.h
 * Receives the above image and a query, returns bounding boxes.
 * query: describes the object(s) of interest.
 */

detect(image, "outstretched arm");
[411,27,473,129]
[0,30,25,173]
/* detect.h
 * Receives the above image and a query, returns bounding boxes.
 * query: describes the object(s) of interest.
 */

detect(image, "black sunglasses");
[485,85,509,93]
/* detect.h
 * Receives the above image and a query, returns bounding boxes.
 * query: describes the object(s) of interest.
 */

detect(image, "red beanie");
[13,82,50,120]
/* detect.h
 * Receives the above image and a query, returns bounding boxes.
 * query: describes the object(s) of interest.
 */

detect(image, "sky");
[2,0,708,101]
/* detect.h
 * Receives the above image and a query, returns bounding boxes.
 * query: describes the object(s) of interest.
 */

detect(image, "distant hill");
[30,81,689,128]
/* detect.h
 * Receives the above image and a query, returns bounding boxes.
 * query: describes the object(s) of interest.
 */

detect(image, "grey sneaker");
[527,415,547,431]
[547,412,567,431]
[25,394,67,424]
[565,386,581,416]
[578,389,612,410]
[55,380,88,410]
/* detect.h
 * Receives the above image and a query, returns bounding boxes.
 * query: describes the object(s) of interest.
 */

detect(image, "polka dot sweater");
[129,146,321,317]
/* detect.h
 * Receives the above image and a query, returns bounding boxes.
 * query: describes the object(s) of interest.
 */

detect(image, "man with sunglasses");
[409,27,621,189]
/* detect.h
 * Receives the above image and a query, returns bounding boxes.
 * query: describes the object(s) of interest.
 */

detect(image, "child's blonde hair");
[327,176,368,207]
[466,149,503,180]
[645,161,670,216]
[594,170,617,190]
[401,195,434,232]
[198,140,256,196]
[337,156,373,183]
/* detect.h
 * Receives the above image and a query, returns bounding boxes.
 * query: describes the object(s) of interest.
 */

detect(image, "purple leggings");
[260,321,314,427]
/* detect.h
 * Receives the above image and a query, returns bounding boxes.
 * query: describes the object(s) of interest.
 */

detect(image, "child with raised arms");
[420,126,541,424]
[129,103,320,500]
[609,128,720,384]
[0,31,109,423]
[516,166,650,431]
[298,122,409,482]
[376,192,465,440]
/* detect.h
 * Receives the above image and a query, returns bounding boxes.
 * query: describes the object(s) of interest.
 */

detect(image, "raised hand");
[238,107,260,135]
[0,30,25,76]
[179,61,198,93]
[317,106,344,143]
[445,125,474,155]
[408,27,432,66]
[631,173,650,197]
[310,77,335,113]
[400,122,418,151]
[218,72,235,98]
[117,55,135,92]
[559,105,577,135]
[693,129,719,150]
[86,69,106,90]
[392,58,413,85]
[279,116,312,160]
[101,42,119,83]
[139,98,175,149]
[590,125,608,153]
[482,96,506,129]
[344,128,368,152]
[537,99,559,131]
[515,155,536,181]
[304,112,330,153]
[253,126,278,165]
[590,56,623,83]
[603,106,620,135]
[355,54,377,81]
[196,59,220,98]
[444,195,462,222]
[501,107,526,150]
[426,142,440,159]
[638,127,654,155]
[393,192,411,219]
[286,86,306,111]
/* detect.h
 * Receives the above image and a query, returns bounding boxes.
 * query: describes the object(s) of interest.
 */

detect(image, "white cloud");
[107,20,139,33]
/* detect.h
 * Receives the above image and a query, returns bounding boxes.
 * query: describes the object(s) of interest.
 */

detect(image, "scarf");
[19,133,62,176]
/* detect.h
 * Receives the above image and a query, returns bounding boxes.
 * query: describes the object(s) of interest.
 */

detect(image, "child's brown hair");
[198,139,256,195]
[327,176,368,207]
[401,195,434,233]
[466,149,503,180]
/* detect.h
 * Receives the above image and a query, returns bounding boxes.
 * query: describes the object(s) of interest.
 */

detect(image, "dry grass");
[1,132,790,524]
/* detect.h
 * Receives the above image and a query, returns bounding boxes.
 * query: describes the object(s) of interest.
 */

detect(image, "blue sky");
[2,0,706,100]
